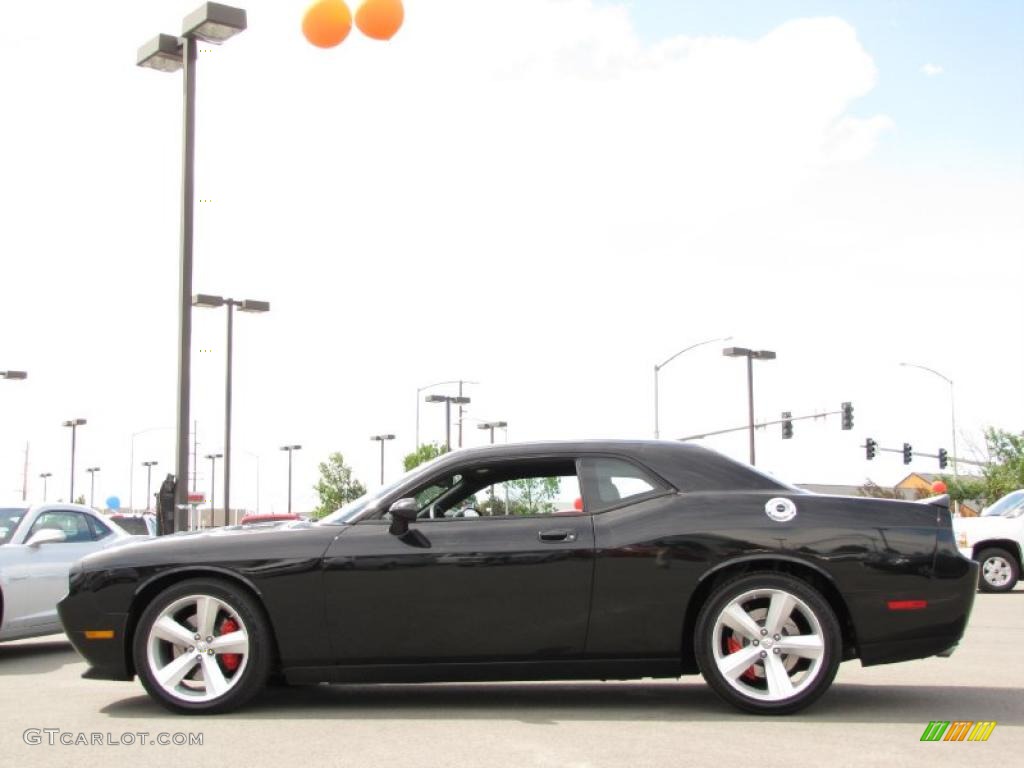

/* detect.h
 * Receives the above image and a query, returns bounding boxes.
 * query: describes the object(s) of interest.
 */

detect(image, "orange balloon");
[302,0,353,49]
[932,480,948,494]
[355,0,404,41]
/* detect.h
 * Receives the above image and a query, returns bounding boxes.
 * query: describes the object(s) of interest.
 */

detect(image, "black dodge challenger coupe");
[59,440,978,715]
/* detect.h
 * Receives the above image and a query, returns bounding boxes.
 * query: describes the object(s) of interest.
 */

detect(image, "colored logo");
[920,721,996,742]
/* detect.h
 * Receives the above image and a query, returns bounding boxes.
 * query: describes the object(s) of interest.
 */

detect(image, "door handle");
[538,529,576,543]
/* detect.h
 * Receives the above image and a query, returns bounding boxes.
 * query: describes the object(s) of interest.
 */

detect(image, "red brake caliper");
[218,617,241,672]
[727,636,759,682]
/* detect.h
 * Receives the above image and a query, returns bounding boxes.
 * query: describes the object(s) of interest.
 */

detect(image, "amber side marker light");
[84,630,115,640]
[887,600,928,611]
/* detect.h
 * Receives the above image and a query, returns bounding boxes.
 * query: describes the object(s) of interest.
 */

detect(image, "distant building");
[895,472,982,516]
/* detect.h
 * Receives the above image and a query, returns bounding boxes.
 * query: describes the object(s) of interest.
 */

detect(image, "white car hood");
[954,515,1021,546]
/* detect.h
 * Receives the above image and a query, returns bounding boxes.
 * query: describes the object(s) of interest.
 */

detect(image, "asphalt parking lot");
[2,586,1021,768]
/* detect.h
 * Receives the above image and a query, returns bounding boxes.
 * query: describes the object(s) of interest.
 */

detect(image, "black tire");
[694,572,841,715]
[976,548,1020,593]
[133,578,272,714]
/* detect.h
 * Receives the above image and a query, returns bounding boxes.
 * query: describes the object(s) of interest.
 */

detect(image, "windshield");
[982,490,1024,518]
[320,457,444,525]
[0,508,28,545]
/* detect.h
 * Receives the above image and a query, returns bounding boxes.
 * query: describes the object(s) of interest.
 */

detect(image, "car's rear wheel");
[976,548,1019,593]
[694,573,841,714]
[133,578,271,714]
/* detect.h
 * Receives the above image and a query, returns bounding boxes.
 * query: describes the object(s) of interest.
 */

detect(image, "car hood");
[953,515,1020,542]
[76,520,339,572]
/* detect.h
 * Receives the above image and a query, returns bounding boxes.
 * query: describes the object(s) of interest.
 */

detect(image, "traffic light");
[902,443,913,465]
[781,411,793,439]
[866,438,877,460]
[841,401,853,430]
[938,448,948,470]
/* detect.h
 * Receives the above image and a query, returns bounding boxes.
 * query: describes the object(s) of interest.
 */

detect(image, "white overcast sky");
[1,1,1022,513]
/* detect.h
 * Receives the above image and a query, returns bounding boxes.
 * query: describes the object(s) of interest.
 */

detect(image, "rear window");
[0,508,27,545]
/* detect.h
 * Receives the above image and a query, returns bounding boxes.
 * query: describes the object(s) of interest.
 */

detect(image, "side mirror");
[388,498,419,536]
[26,528,66,547]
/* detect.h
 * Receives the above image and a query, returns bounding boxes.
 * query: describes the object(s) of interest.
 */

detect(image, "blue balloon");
[106,496,121,511]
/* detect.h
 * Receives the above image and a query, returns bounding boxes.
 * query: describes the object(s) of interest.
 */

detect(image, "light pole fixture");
[39,472,52,502]
[280,445,302,515]
[193,293,270,524]
[1,370,27,380]
[425,394,471,452]
[654,336,732,439]
[62,418,87,501]
[899,362,958,477]
[370,434,396,485]
[722,347,776,466]
[477,421,508,445]
[137,3,248,532]
[415,380,478,448]
[204,453,223,524]
[86,467,101,508]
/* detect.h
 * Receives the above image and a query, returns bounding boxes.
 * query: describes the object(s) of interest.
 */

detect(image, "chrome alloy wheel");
[982,556,1013,588]
[145,594,250,704]
[711,588,825,703]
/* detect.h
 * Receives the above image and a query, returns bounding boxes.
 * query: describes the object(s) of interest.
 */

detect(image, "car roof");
[426,440,792,493]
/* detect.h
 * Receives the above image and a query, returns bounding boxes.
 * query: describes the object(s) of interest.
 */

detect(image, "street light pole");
[204,453,222,524]
[136,3,248,532]
[900,361,960,525]
[39,472,51,502]
[477,421,508,444]
[722,347,776,466]
[653,336,732,439]
[142,461,159,512]
[280,445,302,514]
[193,294,270,526]
[425,395,471,452]
[130,426,173,513]
[86,467,101,508]
[416,380,478,448]
[62,419,87,501]
[370,435,396,485]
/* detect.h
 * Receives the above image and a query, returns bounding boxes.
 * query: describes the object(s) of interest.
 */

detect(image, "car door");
[321,456,596,664]
[1,509,111,631]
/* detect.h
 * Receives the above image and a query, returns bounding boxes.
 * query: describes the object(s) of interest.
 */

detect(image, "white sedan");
[0,503,141,642]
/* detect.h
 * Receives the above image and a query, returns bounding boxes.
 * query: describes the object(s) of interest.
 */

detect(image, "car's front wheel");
[976,548,1020,593]
[694,573,841,714]
[133,578,272,714]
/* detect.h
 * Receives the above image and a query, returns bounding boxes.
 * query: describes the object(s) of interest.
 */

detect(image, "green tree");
[944,427,1024,507]
[403,442,445,471]
[312,452,367,520]
[506,476,561,516]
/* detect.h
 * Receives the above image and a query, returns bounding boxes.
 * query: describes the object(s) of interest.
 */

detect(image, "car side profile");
[1,503,135,642]
[59,441,978,715]
[954,489,1024,592]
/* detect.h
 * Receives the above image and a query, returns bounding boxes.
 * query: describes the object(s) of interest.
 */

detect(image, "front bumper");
[58,587,134,681]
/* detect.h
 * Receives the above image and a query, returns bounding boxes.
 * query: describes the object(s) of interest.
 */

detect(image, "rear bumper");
[58,590,133,681]
[856,557,979,667]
